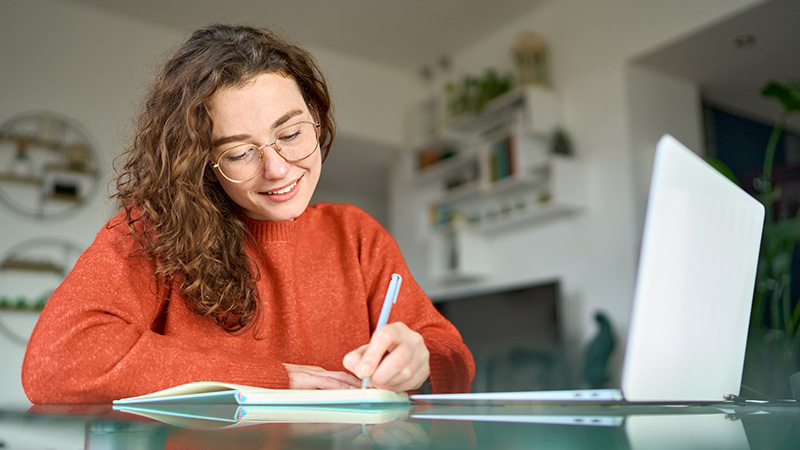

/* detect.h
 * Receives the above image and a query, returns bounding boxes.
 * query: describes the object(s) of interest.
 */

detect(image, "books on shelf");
[489,134,515,182]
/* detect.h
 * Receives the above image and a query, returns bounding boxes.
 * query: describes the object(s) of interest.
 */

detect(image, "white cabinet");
[428,224,491,283]
[406,87,582,282]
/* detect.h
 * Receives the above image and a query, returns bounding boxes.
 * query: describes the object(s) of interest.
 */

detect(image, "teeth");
[266,180,297,195]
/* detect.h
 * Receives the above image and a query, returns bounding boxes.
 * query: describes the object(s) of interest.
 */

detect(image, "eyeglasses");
[211,121,321,183]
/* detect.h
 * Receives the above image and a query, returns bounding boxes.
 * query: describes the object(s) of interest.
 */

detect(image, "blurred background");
[2,0,799,410]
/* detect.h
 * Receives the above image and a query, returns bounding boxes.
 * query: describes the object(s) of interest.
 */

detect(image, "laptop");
[413,134,765,404]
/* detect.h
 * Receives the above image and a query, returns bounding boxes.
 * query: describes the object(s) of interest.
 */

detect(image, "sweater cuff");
[220,361,291,390]
[426,336,475,394]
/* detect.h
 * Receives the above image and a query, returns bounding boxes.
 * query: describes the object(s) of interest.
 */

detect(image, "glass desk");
[1,401,799,449]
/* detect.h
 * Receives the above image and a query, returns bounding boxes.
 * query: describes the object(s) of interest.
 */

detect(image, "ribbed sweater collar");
[241,210,309,244]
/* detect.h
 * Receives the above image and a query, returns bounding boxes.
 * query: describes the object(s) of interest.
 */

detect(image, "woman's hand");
[283,363,362,389]
[342,322,430,392]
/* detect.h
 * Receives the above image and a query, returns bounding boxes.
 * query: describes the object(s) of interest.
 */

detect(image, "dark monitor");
[434,280,566,392]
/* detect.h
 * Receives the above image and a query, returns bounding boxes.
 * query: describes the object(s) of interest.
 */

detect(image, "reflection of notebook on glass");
[414,134,765,404]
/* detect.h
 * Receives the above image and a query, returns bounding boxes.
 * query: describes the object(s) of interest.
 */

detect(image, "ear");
[205,164,220,183]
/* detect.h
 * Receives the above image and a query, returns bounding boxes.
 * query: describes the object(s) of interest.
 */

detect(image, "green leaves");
[706,158,740,185]
[761,81,800,112]
[752,80,800,340]
[445,69,513,118]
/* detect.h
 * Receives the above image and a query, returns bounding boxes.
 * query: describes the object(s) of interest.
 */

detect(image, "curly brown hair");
[113,24,335,332]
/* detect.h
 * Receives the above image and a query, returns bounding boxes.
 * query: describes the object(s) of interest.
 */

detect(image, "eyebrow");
[211,108,305,148]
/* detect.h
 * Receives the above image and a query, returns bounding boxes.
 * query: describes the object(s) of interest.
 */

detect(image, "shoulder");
[54,210,156,288]
[100,209,142,242]
[85,209,151,262]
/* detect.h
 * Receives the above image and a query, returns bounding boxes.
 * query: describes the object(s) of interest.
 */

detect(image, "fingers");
[373,343,429,390]
[342,344,369,375]
[342,323,430,392]
[353,327,397,381]
[283,363,362,390]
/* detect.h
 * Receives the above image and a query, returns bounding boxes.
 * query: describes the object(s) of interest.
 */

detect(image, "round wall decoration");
[0,111,101,219]
[0,237,83,344]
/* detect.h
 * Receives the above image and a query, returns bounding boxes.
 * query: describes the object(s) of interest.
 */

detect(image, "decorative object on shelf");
[512,31,550,88]
[582,311,616,389]
[64,141,91,171]
[417,145,457,172]
[0,111,101,219]
[445,69,513,119]
[0,295,47,311]
[551,127,573,156]
[11,139,34,177]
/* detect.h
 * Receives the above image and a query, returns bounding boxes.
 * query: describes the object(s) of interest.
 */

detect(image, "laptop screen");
[620,134,764,402]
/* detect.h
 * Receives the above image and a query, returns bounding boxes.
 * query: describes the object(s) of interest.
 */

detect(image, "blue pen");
[362,273,402,389]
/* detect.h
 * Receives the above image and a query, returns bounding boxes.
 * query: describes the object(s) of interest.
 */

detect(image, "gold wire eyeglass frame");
[210,121,321,183]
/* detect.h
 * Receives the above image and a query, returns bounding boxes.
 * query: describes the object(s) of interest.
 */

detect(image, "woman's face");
[207,72,322,222]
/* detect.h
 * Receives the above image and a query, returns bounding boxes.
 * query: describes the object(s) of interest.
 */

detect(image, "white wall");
[0,0,416,407]
[626,64,705,247]
[309,47,414,147]
[0,0,183,409]
[0,0,768,406]
[390,0,764,385]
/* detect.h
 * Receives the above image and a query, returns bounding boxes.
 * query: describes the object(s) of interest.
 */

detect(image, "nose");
[260,145,290,180]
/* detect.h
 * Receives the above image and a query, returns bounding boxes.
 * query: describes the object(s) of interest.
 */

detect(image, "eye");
[277,124,304,143]
[280,131,301,141]
[223,144,259,163]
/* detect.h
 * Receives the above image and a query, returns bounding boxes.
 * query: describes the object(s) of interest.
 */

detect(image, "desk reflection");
[4,402,798,449]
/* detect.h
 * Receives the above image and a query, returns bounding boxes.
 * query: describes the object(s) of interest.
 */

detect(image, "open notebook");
[414,134,765,404]
[112,382,411,429]
[113,381,410,406]
[114,403,411,430]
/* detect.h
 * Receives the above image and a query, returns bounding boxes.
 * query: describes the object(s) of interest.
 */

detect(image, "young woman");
[21,24,474,403]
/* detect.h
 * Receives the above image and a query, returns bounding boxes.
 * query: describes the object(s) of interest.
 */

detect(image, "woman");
[21,24,474,403]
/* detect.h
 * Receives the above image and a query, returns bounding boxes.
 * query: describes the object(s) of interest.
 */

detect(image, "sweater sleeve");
[21,219,290,404]
[352,207,476,394]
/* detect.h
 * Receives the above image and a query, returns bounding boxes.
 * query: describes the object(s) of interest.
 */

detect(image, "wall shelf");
[1,259,64,275]
[0,172,43,185]
[0,237,84,312]
[0,112,100,219]
[427,152,581,233]
[406,86,582,283]
[0,131,67,152]
[437,86,558,139]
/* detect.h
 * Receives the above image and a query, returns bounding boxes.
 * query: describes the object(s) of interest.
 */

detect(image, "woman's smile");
[261,175,302,200]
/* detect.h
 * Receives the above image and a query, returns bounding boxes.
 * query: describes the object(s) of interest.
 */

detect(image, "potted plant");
[712,80,800,399]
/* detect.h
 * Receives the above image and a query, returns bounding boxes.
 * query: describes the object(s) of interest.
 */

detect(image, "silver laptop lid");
[621,134,764,402]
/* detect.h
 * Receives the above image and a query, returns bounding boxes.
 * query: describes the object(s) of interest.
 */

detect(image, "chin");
[247,203,308,222]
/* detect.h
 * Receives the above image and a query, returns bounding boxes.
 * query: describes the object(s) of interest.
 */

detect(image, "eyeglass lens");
[217,121,319,182]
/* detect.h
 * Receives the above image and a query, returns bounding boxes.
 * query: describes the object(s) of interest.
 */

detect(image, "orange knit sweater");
[22,203,475,404]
